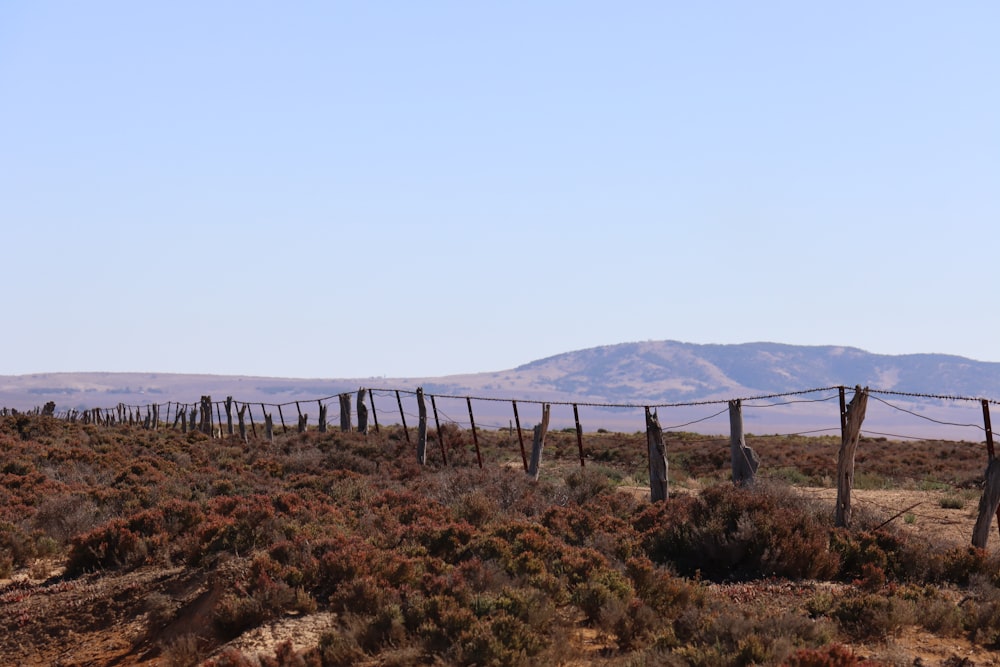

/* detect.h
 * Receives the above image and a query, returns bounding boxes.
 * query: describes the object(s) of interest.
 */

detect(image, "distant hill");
[3,341,998,438]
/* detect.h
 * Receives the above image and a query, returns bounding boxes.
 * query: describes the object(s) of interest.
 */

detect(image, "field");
[2,414,1000,666]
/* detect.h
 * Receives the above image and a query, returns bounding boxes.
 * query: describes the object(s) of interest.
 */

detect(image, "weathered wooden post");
[729,399,759,486]
[180,407,188,433]
[297,410,308,433]
[265,412,274,443]
[318,401,328,433]
[215,403,223,438]
[245,404,256,438]
[512,401,528,472]
[357,388,369,435]
[573,404,586,467]
[467,397,483,468]
[973,400,1000,548]
[835,386,869,528]
[527,403,551,481]
[199,396,213,435]
[396,391,410,443]
[370,391,380,434]
[237,403,248,442]
[277,404,287,434]
[416,387,427,464]
[225,397,234,436]
[431,395,448,465]
[339,394,352,432]
[646,407,668,502]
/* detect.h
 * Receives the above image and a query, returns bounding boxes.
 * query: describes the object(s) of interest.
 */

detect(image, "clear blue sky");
[2,2,997,378]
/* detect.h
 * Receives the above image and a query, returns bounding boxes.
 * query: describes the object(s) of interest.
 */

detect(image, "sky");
[1,2,998,379]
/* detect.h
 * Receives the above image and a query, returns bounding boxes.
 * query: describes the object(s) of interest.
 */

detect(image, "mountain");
[3,341,998,438]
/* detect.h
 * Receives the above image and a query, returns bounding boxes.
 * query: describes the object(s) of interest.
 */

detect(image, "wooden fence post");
[370,391,380,434]
[467,397,483,468]
[527,403,551,481]
[973,400,1000,548]
[318,401,328,433]
[513,401,528,472]
[573,404,586,467]
[277,404,287,434]
[729,399,759,486]
[646,407,668,502]
[298,410,308,433]
[974,460,1000,548]
[265,413,274,443]
[357,388,369,435]
[835,385,869,528]
[247,403,258,439]
[416,387,427,465]
[225,397,234,436]
[215,402,223,437]
[396,391,410,443]
[339,394,352,432]
[180,407,188,433]
[200,396,213,435]
[237,403,248,442]
[431,395,448,465]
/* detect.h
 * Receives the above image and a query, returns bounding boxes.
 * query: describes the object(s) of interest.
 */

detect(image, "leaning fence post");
[431,395,448,465]
[527,403,551,481]
[835,385,869,528]
[277,404,288,434]
[573,404,586,467]
[339,394,352,432]
[357,388,369,435]
[370,390,380,434]
[467,397,483,469]
[513,400,528,472]
[247,403,258,439]
[973,400,1000,548]
[416,387,427,464]
[646,407,669,502]
[729,399,759,486]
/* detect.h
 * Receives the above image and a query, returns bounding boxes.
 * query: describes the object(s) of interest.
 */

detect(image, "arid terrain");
[2,414,1000,666]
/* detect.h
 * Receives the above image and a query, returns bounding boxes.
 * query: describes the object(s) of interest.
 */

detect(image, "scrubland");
[1,415,999,666]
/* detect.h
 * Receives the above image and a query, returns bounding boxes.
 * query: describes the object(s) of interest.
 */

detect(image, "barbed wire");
[867,394,986,432]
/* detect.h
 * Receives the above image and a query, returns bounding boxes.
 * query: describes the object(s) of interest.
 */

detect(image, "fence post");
[318,401,328,433]
[277,404,287,434]
[573,404,586,467]
[180,407,188,433]
[467,397,483,468]
[729,399,759,486]
[265,413,274,443]
[357,388,369,435]
[431,394,448,465]
[339,394,352,432]
[396,391,410,443]
[513,401,528,472]
[245,404,256,439]
[527,403,551,481]
[225,397,234,436]
[416,387,427,464]
[835,386,869,527]
[237,403,248,442]
[973,400,1000,548]
[370,390,380,434]
[200,396,213,435]
[646,407,669,502]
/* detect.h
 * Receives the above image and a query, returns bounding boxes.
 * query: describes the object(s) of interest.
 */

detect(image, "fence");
[6,384,1000,548]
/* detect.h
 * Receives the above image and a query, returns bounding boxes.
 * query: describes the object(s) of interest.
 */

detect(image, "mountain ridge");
[3,341,998,438]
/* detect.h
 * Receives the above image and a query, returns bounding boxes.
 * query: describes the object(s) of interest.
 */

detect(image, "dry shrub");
[640,482,839,581]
